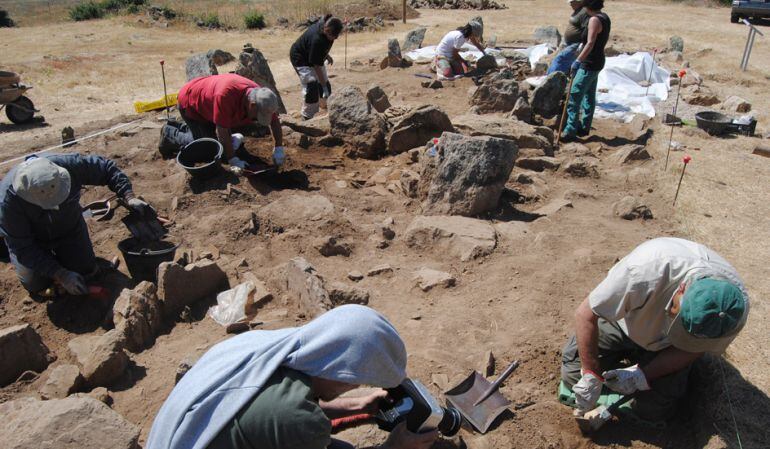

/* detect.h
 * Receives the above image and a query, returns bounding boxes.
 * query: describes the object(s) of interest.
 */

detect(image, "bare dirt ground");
[1,1,770,448]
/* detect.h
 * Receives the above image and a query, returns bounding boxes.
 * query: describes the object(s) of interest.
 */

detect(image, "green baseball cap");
[668,278,747,353]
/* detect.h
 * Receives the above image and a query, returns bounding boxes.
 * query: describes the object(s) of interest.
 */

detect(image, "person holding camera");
[290,15,343,120]
[147,305,438,449]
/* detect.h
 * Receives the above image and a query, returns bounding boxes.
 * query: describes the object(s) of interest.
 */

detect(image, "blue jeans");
[563,68,600,137]
[10,219,96,294]
[547,43,580,75]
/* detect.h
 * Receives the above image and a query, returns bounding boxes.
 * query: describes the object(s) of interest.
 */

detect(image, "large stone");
[609,144,652,165]
[402,26,427,51]
[40,364,83,399]
[405,215,497,261]
[470,70,520,113]
[452,114,552,152]
[0,324,53,387]
[533,199,573,216]
[669,35,684,52]
[562,157,599,178]
[113,281,162,353]
[475,54,498,71]
[0,397,140,449]
[422,132,518,216]
[68,330,128,387]
[413,268,456,292]
[516,156,560,171]
[388,106,454,154]
[531,71,568,118]
[281,115,330,137]
[329,86,389,159]
[235,44,287,113]
[387,38,404,67]
[286,257,332,317]
[328,282,370,305]
[533,26,561,48]
[367,85,392,113]
[258,194,334,229]
[613,196,653,220]
[185,49,235,81]
[157,259,228,318]
[510,97,532,123]
[721,95,751,113]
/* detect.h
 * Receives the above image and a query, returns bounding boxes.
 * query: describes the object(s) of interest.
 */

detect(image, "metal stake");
[644,48,657,97]
[665,123,675,171]
[740,19,764,71]
[673,155,691,206]
[160,60,170,120]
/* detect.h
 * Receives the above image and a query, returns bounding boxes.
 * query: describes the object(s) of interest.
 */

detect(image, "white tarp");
[595,52,670,122]
[526,51,670,122]
[404,43,507,66]
[404,43,552,70]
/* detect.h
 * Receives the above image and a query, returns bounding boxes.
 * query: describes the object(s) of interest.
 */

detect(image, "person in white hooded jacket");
[147,305,438,449]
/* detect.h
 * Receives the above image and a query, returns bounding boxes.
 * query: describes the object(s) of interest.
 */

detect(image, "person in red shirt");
[176,73,285,167]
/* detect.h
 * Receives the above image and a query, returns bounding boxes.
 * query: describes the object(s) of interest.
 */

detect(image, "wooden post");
[403,0,407,24]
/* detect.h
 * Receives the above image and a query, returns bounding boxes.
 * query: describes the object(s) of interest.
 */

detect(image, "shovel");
[82,194,118,221]
[574,393,635,434]
[445,360,519,433]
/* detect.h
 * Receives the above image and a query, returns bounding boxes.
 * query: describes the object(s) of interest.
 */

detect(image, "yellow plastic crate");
[134,93,178,114]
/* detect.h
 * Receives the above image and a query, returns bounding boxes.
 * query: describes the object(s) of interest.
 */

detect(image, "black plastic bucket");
[177,138,223,179]
[695,111,732,136]
[118,237,179,282]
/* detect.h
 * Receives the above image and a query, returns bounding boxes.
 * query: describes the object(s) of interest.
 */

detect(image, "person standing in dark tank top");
[561,0,611,142]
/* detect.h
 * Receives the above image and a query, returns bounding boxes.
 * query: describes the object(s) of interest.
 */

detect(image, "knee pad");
[304,82,320,104]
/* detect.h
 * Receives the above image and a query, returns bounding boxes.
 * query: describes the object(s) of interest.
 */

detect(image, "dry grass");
[0,0,405,27]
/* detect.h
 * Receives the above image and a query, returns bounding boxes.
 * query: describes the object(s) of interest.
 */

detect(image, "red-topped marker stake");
[160,60,170,120]
[673,155,692,206]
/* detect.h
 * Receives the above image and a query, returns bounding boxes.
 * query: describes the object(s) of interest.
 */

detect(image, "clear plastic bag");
[207,281,255,326]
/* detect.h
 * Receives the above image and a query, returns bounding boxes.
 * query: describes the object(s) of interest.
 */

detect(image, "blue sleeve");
[48,154,134,198]
[0,202,62,278]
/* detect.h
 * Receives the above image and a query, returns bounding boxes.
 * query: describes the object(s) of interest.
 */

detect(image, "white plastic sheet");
[526,52,670,122]
[207,281,255,326]
[404,44,507,66]
[595,52,670,122]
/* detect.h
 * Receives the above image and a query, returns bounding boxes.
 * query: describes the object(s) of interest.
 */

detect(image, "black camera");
[375,378,463,436]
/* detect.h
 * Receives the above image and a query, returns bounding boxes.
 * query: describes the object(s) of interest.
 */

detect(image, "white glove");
[228,157,247,169]
[573,371,603,412]
[321,84,331,99]
[272,146,286,166]
[603,365,650,395]
[231,133,244,150]
[54,269,89,296]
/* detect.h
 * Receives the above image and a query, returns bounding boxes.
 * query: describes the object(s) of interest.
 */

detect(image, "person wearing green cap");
[561,237,749,421]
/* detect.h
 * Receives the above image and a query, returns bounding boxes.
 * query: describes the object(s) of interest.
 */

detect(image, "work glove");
[321,82,331,99]
[54,268,89,296]
[272,146,286,166]
[228,157,247,169]
[603,365,650,395]
[570,60,582,75]
[126,197,152,217]
[573,370,603,412]
[231,133,244,151]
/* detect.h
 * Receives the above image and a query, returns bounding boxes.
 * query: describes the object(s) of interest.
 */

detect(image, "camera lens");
[437,407,463,436]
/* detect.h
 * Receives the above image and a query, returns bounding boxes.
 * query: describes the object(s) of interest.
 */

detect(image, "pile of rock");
[345,16,386,33]
[408,0,507,10]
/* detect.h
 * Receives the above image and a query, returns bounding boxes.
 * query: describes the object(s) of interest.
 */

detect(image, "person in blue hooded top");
[147,305,439,449]
[0,154,152,297]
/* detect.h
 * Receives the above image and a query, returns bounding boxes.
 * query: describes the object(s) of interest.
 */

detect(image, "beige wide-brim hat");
[12,157,71,210]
